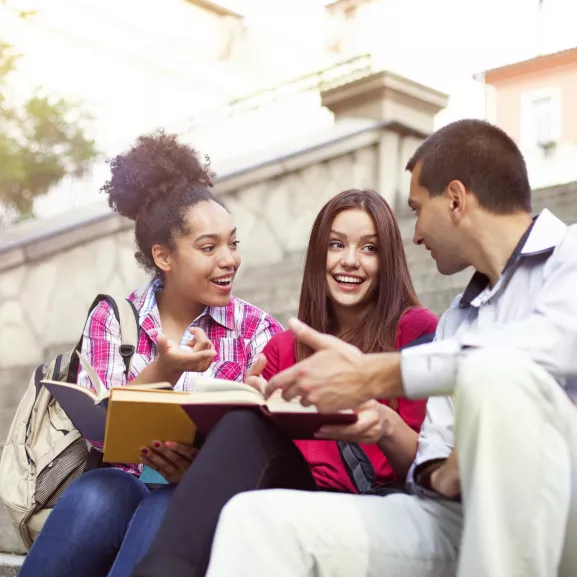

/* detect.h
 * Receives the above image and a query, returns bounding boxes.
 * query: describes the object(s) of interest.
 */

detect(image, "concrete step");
[0,554,24,576]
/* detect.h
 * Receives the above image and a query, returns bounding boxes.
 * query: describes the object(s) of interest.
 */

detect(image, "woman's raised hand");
[156,327,216,382]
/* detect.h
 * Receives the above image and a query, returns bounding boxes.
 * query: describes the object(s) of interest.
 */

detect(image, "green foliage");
[0,37,98,221]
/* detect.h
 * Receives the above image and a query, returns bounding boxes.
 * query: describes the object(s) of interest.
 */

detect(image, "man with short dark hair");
[204,119,577,577]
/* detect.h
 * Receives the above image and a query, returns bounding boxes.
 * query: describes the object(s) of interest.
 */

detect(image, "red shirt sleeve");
[262,338,280,381]
[395,307,439,349]
[261,331,295,381]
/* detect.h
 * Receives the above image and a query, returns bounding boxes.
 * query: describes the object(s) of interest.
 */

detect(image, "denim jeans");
[18,468,175,577]
[133,409,316,577]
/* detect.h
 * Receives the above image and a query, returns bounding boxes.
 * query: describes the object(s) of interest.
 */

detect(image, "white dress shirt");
[402,209,577,495]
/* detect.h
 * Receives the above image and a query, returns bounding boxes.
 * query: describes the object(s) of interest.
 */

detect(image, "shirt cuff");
[400,338,461,398]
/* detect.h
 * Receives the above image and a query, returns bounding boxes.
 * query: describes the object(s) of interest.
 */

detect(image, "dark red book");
[102,377,357,463]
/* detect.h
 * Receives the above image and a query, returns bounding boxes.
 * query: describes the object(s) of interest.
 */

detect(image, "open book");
[42,354,357,464]
[41,353,171,446]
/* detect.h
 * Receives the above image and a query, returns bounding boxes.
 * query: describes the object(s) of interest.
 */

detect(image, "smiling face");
[325,208,379,319]
[153,200,241,307]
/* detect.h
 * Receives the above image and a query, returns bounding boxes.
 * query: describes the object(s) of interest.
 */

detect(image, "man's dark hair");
[406,119,532,213]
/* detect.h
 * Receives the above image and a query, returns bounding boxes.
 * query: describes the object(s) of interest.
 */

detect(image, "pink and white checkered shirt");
[78,278,283,475]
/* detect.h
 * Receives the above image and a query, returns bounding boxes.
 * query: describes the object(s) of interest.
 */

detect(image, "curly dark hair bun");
[101,129,224,276]
[101,129,215,221]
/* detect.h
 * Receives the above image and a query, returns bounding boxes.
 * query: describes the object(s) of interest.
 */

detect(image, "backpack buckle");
[119,345,135,358]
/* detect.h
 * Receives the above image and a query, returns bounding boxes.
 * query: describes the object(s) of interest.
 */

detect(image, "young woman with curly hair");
[17,130,283,577]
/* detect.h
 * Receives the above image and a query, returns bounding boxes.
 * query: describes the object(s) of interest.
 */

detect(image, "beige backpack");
[0,294,140,548]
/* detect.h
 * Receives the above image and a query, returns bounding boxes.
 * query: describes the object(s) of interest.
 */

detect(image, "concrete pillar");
[321,69,448,211]
[320,69,448,134]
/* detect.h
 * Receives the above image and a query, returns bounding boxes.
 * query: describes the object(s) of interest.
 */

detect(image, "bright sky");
[1,0,577,218]
[3,0,577,134]
[220,0,576,81]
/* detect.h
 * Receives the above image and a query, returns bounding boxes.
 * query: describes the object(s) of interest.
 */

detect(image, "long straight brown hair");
[295,188,420,362]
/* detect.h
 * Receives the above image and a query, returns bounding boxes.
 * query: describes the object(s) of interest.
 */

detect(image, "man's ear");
[445,180,468,222]
[152,244,172,273]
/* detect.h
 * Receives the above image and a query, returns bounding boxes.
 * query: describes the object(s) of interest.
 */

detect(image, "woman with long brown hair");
[132,189,437,577]
[262,188,437,493]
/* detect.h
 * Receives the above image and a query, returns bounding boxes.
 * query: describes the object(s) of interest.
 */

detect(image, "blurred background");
[1,0,577,560]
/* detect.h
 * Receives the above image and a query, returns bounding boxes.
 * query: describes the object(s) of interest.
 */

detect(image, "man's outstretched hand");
[265,318,402,412]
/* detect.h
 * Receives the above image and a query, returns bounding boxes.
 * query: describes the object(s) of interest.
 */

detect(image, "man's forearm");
[362,352,405,399]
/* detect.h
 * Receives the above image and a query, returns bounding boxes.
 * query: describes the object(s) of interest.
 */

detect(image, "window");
[532,96,554,144]
[521,88,561,150]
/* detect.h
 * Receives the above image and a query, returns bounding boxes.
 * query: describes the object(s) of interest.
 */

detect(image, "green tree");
[0,37,98,222]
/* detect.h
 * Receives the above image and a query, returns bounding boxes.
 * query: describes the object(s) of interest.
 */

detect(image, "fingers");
[193,350,217,373]
[188,327,214,353]
[245,376,266,394]
[141,442,191,473]
[314,423,354,440]
[316,413,374,440]
[156,333,170,355]
[140,446,178,478]
[265,364,301,399]
[183,350,217,375]
[191,349,217,364]
[139,454,171,478]
[315,405,378,441]
[287,318,341,352]
[187,328,216,371]
[165,441,198,461]
[247,354,267,379]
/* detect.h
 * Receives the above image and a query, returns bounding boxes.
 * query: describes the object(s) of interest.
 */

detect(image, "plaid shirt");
[78,278,283,475]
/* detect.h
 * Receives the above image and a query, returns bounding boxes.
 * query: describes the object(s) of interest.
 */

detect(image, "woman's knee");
[61,468,149,522]
[131,485,175,525]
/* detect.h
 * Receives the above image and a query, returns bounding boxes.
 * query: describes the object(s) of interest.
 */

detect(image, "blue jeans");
[18,468,175,577]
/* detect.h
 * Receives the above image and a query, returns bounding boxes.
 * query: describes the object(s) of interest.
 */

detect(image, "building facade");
[481,46,577,189]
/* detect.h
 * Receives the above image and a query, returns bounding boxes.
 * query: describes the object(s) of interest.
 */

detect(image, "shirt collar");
[136,278,236,331]
[459,209,567,308]
[206,301,236,331]
[520,208,567,255]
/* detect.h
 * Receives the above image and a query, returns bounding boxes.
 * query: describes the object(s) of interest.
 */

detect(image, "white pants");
[205,350,577,577]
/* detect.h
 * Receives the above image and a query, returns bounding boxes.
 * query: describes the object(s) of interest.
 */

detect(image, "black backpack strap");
[102,296,140,378]
[402,332,435,349]
[83,446,111,473]
[338,331,437,494]
[67,294,141,382]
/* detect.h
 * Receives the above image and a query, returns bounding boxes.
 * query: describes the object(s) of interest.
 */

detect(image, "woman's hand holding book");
[139,440,198,484]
